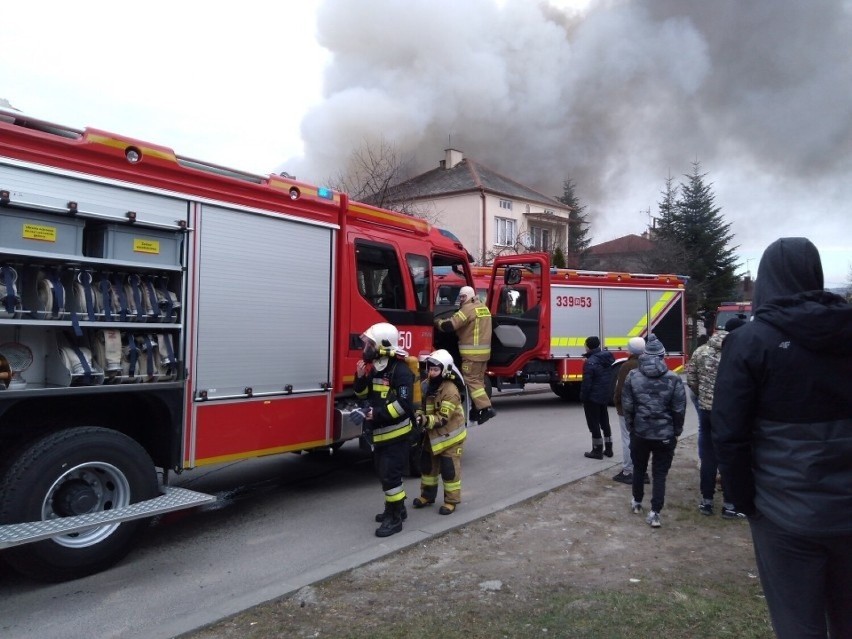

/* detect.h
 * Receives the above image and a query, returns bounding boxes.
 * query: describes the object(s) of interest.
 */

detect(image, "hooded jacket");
[713,238,852,535]
[580,347,615,405]
[622,352,686,440]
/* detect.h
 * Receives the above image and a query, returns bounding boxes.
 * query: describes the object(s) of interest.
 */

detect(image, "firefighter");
[413,349,468,515]
[355,322,415,537]
[435,285,496,424]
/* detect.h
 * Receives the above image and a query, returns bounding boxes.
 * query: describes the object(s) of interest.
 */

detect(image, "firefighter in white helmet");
[435,285,496,424]
[354,322,414,537]
[412,349,468,515]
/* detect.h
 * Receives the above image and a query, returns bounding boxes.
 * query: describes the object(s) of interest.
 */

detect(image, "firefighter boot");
[374,502,408,523]
[604,439,614,458]
[375,501,404,537]
[477,406,497,425]
[584,439,604,460]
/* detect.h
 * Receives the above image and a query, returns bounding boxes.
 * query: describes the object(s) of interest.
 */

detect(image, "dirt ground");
[182,435,770,639]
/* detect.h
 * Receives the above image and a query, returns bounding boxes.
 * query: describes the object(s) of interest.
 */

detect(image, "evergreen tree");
[650,162,739,318]
[555,178,591,268]
[551,245,567,268]
[645,174,690,274]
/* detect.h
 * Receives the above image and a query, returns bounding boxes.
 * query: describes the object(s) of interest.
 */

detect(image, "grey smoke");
[290,0,852,283]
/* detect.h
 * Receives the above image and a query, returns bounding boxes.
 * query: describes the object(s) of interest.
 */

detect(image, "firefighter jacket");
[437,298,492,362]
[420,378,467,455]
[685,330,727,411]
[353,357,414,447]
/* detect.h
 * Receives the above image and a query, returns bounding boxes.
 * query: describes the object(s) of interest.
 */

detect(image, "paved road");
[0,387,697,639]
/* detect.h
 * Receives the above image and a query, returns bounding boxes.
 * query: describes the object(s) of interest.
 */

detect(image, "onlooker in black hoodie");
[714,237,852,639]
[579,336,615,459]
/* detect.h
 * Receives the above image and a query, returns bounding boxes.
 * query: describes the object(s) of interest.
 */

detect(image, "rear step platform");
[0,487,216,549]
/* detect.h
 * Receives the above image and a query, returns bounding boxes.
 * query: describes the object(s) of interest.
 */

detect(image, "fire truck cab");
[712,301,752,334]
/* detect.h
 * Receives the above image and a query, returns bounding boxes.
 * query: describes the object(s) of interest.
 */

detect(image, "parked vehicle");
[0,108,473,581]
[457,255,687,401]
[712,301,752,333]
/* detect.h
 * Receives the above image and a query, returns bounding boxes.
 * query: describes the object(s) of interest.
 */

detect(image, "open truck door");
[486,253,550,374]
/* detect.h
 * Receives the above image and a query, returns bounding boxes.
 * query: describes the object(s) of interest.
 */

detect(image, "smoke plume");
[291,0,852,284]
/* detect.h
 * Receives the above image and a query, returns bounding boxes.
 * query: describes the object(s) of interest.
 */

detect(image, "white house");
[384,149,572,265]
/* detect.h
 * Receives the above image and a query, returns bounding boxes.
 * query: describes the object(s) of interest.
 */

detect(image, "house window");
[499,199,513,211]
[530,226,551,251]
[495,217,517,247]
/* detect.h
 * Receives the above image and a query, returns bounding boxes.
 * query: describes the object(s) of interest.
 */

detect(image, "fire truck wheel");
[0,426,158,582]
[550,381,580,402]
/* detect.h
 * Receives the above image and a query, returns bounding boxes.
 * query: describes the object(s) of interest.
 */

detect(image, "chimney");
[444,148,463,169]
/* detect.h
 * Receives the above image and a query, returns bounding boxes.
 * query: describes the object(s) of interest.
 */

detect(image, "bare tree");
[326,137,437,221]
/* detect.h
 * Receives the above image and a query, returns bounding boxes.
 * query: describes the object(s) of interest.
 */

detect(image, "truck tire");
[0,427,158,582]
[550,381,580,402]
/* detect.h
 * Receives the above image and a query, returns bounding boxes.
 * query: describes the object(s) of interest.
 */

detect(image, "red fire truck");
[436,255,687,400]
[712,301,751,334]
[0,108,473,581]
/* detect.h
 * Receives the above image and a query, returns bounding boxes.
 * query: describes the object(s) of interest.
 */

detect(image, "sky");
[2,0,850,288]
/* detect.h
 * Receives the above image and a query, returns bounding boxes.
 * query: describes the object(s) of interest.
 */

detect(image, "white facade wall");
[427,192,570,265]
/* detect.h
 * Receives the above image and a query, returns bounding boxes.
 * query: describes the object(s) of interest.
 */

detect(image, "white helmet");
[425,349,455,377]
[458,286,475,304]
[361,322,399,359]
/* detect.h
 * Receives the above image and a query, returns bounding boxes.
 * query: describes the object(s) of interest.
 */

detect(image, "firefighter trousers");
[374,437,408,505]
[461,359,491,410]
[420,443,463,505]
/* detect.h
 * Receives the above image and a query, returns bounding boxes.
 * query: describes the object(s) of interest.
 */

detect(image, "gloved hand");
[350,408,367,427]
[415,413,425,428]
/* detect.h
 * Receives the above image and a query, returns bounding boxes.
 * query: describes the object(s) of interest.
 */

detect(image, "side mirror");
[504,267,522,286]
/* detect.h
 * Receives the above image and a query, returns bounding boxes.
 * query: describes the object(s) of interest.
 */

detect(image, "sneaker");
[698,502,714,516]
[631,499,643,514]
[646,511,661,528]
[612,470,633,484]
[721,506,746,519]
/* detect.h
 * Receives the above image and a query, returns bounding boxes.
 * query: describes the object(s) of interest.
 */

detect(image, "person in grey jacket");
[713,237,852,639]
[622,334,686,528]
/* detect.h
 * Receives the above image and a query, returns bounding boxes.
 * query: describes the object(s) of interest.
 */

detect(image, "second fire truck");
[435,254,687,400]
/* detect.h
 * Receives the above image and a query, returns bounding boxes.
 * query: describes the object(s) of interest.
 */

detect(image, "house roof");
[588,234,655,255]
[386,156,564,210]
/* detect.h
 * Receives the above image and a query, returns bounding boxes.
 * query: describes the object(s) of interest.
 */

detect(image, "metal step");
[0,486,216,550]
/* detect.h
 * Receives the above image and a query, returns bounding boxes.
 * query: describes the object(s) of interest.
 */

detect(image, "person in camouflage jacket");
[686,326,742,518]
[622,334,686,528]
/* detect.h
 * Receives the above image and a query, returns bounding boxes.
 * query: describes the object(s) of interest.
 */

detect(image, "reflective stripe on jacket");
[422,380,467,454]
[450,299,492,362]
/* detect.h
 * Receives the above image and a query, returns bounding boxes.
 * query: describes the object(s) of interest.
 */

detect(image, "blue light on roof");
[317,187,334,200]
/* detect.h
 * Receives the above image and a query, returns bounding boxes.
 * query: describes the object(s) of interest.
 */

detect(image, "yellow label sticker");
[22,223,57,243]
[133,238,160,255]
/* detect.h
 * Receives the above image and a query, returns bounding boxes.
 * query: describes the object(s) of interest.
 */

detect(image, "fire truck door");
[487,255,548,368]
[193,205,334,399]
